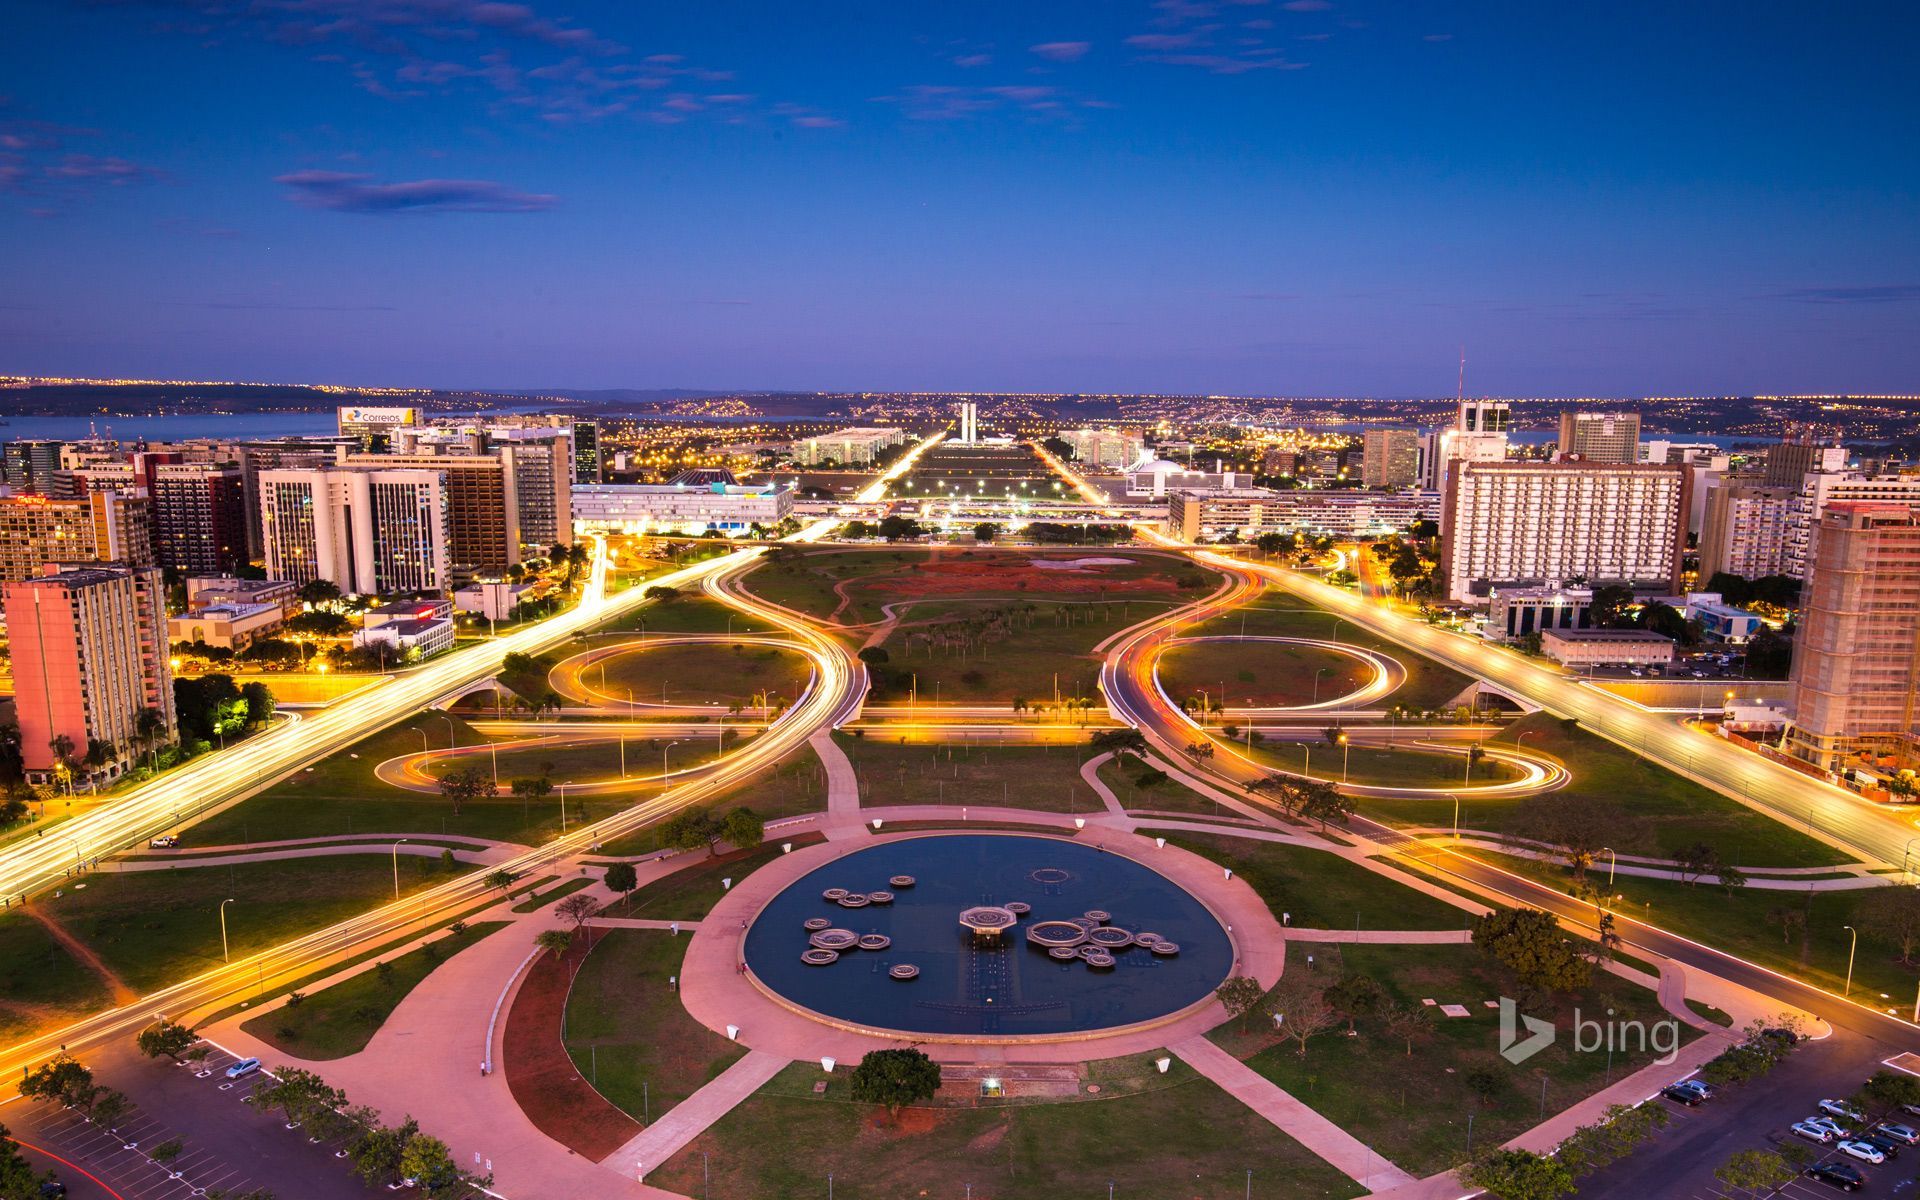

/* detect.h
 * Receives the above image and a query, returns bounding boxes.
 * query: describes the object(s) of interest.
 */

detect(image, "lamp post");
[559,783,569,834]
[1905,836,1920,883]
[392,838,408,900]
[1339,732,1351,783]
[435,711,456,750]
[1601,846,1617,889]
[1844,925,1858,997]
[219,897,236,963]
[663,740,684,784]
[1449,792,1462,842]
[1313,668,1330,706]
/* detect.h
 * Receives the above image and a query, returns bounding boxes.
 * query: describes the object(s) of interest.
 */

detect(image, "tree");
[555,892,599,938]
[876,515,926,542]
[1766,903,1807,945]
[1586,584,1635,629]
[298,579,343,610]
[1324,973,1386,1033]
[1518,795,1638,879]
[482,868,518,899]
[88,1088,132,1131]
[719,806,765,854]
[1713,1149,1796,1192]
[246,1068,345,1128]
[1089,727,1149,766]
[136,1020,198,1062]
[1215,976,1266,1031]
[0,1122,56,1199]
[603,862,638,909]
[643,585,683,602]
[1744,625,1794,679]
[535,929,574,958]
[241,681,276,729]
[1669,841,1719,886]
[857,646,890,666]
[1463,1149,1576,1200]
[285,610,352,638]
[1858,884,1920,965]
[847,1048,942,1117]
[1299,783,1355,831]
[660,809,718,854]
[437,766,494,816]
[972,522,1000,543]
[1472,907,1593,994]
[1854,1068,1920,1115]
[19,1055,94,1108]
[1383,1002,1434,1056]
[348,1116,418,1187]
[1268,977,1339,1057]
[398,1133,481,1198]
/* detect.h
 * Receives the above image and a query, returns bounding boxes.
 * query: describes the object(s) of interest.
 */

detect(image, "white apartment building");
[1439,461,1688,604]
[1785,473,1920,578]
[259,466,453,596]
[1697,480,1796,580]
[572,481,795,535]
[1361,429,1421,488]
[1556,410,1642,464]
[1060,428,1146,470]
[792,427,907,467]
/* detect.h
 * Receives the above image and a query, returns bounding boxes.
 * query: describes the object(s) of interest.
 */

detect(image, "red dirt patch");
[856,561,1178,599]
[503,943,643,1161]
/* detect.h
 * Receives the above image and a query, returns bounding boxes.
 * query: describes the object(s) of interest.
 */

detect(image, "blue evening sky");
[2,1,1916,397]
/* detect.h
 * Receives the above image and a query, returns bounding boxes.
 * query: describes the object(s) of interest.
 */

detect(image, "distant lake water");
[0,407,543,442]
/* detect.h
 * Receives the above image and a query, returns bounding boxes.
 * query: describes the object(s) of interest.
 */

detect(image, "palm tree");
[135,707,168,769]
[47,733,77,794]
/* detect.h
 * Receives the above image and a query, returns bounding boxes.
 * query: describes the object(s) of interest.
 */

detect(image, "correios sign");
[338,405,418,427]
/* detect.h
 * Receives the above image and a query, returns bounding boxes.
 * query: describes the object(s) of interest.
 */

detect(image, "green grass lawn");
[588,746,830,858]
[1096,757,1237,818]
[650,1057,1364,1200]
[601,835,825,920]
[1159,831,1470,930]
[1248,738,1522,789]
[1359,712,1852,869]
[241,921,508,1059]
[586,641,813,709]
[1160,637,1372,709]
[1475,848,1920,1018]
[1189,595,1477,713]
[869,597,1186,704]
[0,911,111,1044]
[1215,943,1690,1177]
[840,736,1109,814]
[512,877,595,912]
[595,595,765,636]
[563,929,746,1121]
[42,853,458,995]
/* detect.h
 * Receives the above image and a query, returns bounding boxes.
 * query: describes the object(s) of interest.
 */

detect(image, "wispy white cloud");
[274,169,557,214]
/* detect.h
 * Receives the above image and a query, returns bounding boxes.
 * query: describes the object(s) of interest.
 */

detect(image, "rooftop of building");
[173,602,280,621]
[365,598,453,617]
[1542,628,1676,643]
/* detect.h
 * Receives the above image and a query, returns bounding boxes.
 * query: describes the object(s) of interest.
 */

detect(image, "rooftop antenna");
[1457,346,1467,403]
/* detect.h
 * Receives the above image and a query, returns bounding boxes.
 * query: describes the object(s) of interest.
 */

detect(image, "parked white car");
[1838,1139,1886,1165]
[1793,1121,1836,1144]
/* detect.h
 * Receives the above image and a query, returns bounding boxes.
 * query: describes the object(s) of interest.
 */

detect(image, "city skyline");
[4,1,1918,396]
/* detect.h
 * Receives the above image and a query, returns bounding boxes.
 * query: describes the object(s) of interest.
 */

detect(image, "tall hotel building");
[1556,410,1642,464]
[0,492,154,611]
[1361,429,1421,488]
[147,463,248,575]
[6,564,175,785]
[1439,461,1689,604]
[259,466,452,595]
[1785,503,1920,774]
[1697,480,1797,581]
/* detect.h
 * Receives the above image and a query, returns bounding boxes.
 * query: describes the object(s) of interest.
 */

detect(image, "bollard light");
[782,842,793,854]
[1155,1057,1171,1074]
[722,877,733,890]
[726,1024,739,1040]
[1155,837,1165,849]
[1074,818,1085,829]
[1224,867,1233,881]
[821,1057,836,1073]
[872,818,884,830]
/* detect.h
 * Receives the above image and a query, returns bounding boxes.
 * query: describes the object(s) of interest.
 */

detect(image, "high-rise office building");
[572,420,603,484]
[259,466,452,595]
[1361,429,1421,488]
[1785,473,1920,579]
[488,427,575,548]
[1785,503,1920,774]
[235,437,361,556]
[1458,398,1511,434]
[1764,427,1847,487]
[2,441,66,493]
[6,564,174,785]
[1439,461,1689,604]
[792,427,908,466]
[1556,410,1642,464]
[336,405,421,452]
[0,492,154,611]
[340,453,518,575]
[147,463,247,575]
[1697,480,1796,581]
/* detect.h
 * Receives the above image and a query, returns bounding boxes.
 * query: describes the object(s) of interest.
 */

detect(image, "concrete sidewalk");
[1171,1035,1415,1192]
[811,731,866,840]
[603,1048,788,1181]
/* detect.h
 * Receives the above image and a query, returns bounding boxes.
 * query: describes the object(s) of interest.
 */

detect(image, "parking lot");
[3,1038,385,1200]
[1582,1028,1913,1197]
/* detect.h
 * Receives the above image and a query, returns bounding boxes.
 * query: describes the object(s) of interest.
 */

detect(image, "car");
[1837,1139,1886,1164]
[1857,1133,1901,1159]
[1759,1026,1800,1047]
[1823,1099,1867,1123]
[1670,1078,1714,1100]
[223,1057,261,1080]
[1805,1161,1866,1192]
[147,835,179,849]
[39,1183,68,1199]
[1809,1116,1853,1139]
[1794,1120,1837,1144]
[1875,1122,1919,1145]
[1662,1084,1705,1106]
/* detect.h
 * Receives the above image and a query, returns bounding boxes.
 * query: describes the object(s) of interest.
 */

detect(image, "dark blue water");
[744,835,1233,1037]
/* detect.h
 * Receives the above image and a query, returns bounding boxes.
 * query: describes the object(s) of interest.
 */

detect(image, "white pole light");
[726,1024,740,1040]
[1155,1057,1171,1074]
[821,1057,836,1073]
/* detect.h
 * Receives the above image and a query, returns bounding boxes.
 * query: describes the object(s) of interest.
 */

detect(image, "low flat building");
[454,579,534,622]
[791,427,906,467]
[353,616,455,657]
[168,601,286,650]
[1540,628,1677,668]
[362,598,455,630]
[1682,593,1767,644]
[185,576,299,614]
[572,481,795,535]
[1167,487,1438,541]
[1483,585,1594,643]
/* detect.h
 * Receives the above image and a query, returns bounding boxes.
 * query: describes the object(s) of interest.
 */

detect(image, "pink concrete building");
[6,564,175,785]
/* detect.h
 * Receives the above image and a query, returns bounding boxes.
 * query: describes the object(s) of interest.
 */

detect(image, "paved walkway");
[1405,828,1876,876]
[1079,752,1133,822]
[588,917,704,931]
[810,731,866,840]
[601,1048,788,1181]
[1170,1035,1415,1192]
[110,841,521,872]
[1440,836,1890,890]
[1284,928,1473,944]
